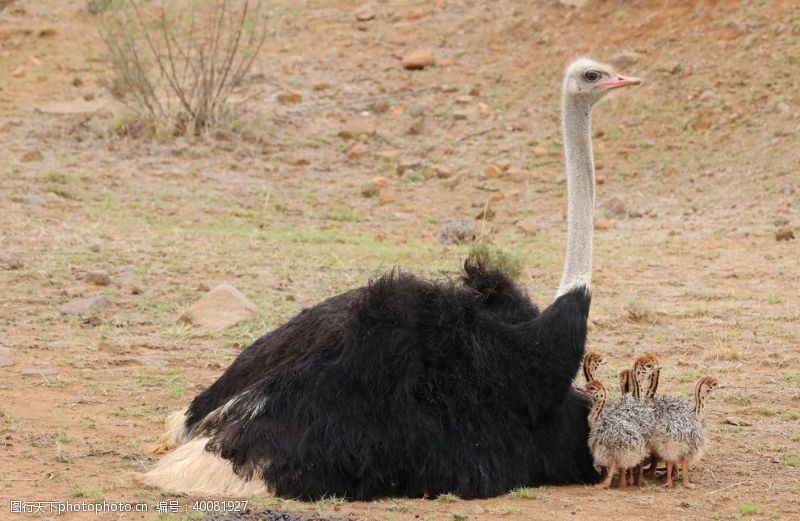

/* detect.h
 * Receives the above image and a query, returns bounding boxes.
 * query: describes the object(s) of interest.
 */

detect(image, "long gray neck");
[556,95,595,297]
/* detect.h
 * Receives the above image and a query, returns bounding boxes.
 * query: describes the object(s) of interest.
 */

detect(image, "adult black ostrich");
[143,58,641,499]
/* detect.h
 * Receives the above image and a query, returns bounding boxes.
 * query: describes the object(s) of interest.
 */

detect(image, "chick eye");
[584,70,601,82]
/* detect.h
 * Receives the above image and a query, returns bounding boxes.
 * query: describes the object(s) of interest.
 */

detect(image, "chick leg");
[598,461,617,489]
[645,455,659,478]
[636,463,644,485]
[665,460,674,487]
[681,458,696,489]
[619,467,627,489]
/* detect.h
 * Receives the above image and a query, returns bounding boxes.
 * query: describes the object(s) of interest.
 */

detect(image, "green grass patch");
[737,501,763,516]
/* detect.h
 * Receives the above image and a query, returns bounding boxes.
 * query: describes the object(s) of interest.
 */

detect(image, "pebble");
[594,218,613,230]
[516,219,542,236]
[401,49,434,70]
[346,142,368,159]
[85,270,111,286]
[484,164,503,178]
[22,194,47,206]
[21,368,57,377]
[179,283,260,331]
[533,146,548,157]
[355,7,374,21]
[600,196,627,219]
[277,90,303,104]
[4,257,24,270]
[433,164,452,178]
[60,295,110,315]
[337,118,376,139]
[775,229,795,241]
[438,220,478,244]
[20,150,43,162]
[378,190,396,205]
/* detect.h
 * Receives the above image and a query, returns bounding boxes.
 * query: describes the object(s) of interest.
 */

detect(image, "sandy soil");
[1,0,798,520]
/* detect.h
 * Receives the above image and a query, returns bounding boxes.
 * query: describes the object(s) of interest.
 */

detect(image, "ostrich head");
[631,354,660,398]
[584,379,607,402]
[695,376,719,400]
[563,58,641,107]
[582,351,607,382]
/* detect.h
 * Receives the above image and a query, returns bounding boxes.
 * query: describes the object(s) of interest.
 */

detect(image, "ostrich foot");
[664,461,675,487]
[598,462,617,489]
[681,458,696,489]
[619,467,628,489]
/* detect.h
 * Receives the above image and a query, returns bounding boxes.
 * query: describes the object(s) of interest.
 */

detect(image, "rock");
[405,8,426,20]
[401,49,434,70]
[433,164,452,178]
[337,118,376,139]
[438,220,478,244]
[775,229,795,241]
[21,368,57,377]
[371,176,389,188]
[594,218,612,230]
[179,283,260,331]
[277,90,303,104]
[20,150,43,162]
[85,270,111,286]
[4,257,24,270]
[516,219,541,236]
[722,417,753,427]
[475,206,495,221]
[361,182,380,198]
[22,194,47,207]
[496,159,511,171]
[355,7,374,21]
[396,159,421,175]
[347,142,368,159]
[611,50,643,69]
[60,295,110,315]
[533,146,548,157]
[484,164,502,178]
[378,190,396,204]
[601,196,627,219]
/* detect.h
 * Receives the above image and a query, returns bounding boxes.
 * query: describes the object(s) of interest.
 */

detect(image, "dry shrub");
[93,0,269,136]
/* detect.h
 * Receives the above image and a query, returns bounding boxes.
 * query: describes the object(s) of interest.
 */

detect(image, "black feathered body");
[183,261,598,499]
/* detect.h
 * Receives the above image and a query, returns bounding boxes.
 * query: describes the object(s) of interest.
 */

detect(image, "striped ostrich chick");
[585,380,648,489]
[583,351,607,383]
[650,376,719,488]
[613,357,658,485]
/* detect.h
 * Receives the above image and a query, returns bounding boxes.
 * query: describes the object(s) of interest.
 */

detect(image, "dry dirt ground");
[1,0,799,520]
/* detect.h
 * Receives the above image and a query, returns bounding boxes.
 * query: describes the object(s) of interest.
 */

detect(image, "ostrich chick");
[650,376,719,488]
[583,351,607,383]
[585,380,648,489]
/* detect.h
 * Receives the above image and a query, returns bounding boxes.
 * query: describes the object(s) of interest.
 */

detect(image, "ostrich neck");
[645,368,660,399]
[588,395,605,424]
[694,386,706,417]
[557,97,595,298]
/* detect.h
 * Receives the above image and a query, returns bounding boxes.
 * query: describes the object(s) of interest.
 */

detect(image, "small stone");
[397,159,421,175]
[60,295,110,315]
[475,206,495,221]
[347,142,368,160]
[12,66,24,78]
[378,190,396,205]
[83,315,103,326]
[596,173,606,185]
[338,118,376,139]
[20,150,43,162]
[601,196,627,219]
[594,218,612,230]
[371,176,389,188]
[438,220,478,245]
[401,49,434,70]
[355,7,374,21]
[611,50,643,69]
[22,194,47,206]
[21,368,57,377]
[179,283,259,331]
[85,270,111,286]
[71,77,84,87]
[89,243,101,253]
[405,8,425,20]
[277,90,302,104]
[433,164,452,178]
[775,229,795,241]
[496,159,511,171]
[4,257,24,270]
[722,417,753,427]
[533,146,548,157]
[484,164,502,178]
[516,219,541,236]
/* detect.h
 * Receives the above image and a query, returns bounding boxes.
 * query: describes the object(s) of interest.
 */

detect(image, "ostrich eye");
[584,70,601,82]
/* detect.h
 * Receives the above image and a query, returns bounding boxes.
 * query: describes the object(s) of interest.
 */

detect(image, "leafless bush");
[94,0,269,136]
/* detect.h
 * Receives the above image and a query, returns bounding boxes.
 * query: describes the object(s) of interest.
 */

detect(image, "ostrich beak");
[596,74,642,89]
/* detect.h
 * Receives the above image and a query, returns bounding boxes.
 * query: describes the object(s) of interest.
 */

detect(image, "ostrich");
[142,59,642,499]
